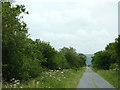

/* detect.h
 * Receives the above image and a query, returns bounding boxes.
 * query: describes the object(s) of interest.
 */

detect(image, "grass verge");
[91,67,118,89]
[2,67,85,88]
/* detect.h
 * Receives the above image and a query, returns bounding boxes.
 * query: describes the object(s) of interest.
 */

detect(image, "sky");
[15,0,118,54]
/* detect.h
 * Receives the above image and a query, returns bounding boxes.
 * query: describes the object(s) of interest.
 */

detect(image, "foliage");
[109,63,118,71]
[92,51,111,70]
[92,35,119,70]
[2,2,43,81]
[60,47,86,69]
[2,2,87,82]
[2,2,29,81]
[2,68,86,88]
[78,53,86,67]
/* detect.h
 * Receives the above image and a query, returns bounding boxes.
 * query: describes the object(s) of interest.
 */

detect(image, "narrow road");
[77,67,115,88]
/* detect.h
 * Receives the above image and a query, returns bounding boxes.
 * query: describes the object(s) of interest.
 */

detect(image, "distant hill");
[85,54,94,65]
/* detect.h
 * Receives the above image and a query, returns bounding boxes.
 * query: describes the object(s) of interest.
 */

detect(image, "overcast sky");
[15,0,118,54]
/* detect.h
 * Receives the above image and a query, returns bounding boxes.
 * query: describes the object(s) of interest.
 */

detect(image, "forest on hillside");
[85,54,93,66]
[2,2,86,82]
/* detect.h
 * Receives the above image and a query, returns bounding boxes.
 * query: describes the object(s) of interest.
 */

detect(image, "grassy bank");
[91,67,118,88]
[2,67,85,88]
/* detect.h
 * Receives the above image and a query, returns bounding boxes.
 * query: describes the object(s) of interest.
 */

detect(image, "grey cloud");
[16,0,118,54]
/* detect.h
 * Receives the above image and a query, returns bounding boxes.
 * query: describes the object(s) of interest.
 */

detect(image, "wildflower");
[58,67,61,69]
[37,81,39,85]
[16,80,20,82]
[49,70,53,72]
[10,85,12,87]
[10,78,15,81]
[61,72,63,73]
[5,85,7,88]
[14,84,16,87]
[17,82,20,85]
[14,80,17,83]
[58,79,61,81]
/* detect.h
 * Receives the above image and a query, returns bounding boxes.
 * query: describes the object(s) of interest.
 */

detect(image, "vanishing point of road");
[77,67,116,88]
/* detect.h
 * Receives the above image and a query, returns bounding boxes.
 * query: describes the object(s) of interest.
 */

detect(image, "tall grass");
[2,67,85,88]
[91,68,118,88]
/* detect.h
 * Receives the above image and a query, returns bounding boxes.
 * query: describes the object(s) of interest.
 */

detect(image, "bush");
[109,63,118,71]
[92,51,111,70]
[60,47,86,68]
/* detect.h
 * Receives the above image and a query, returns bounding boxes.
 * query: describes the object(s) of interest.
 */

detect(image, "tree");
[92,51,111,70]
[115,35,120,63]
[2,2,87,82]
[60,47,86,68]
[2,2,29,81]
[105,42,116,51]
[78,53,86,67]
[92,35,119,70]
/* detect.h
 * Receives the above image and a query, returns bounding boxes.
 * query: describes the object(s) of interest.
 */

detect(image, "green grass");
[2,67,85,88]
[91,67,118,89]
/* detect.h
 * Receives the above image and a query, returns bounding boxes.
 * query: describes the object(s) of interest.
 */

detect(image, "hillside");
[85,54,94,65]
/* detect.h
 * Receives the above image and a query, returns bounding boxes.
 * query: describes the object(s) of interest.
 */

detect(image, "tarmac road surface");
[77,67,116,88]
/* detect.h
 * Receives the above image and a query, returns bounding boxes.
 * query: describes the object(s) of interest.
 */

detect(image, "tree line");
[92,35,120,70]
[2,2,86,81]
